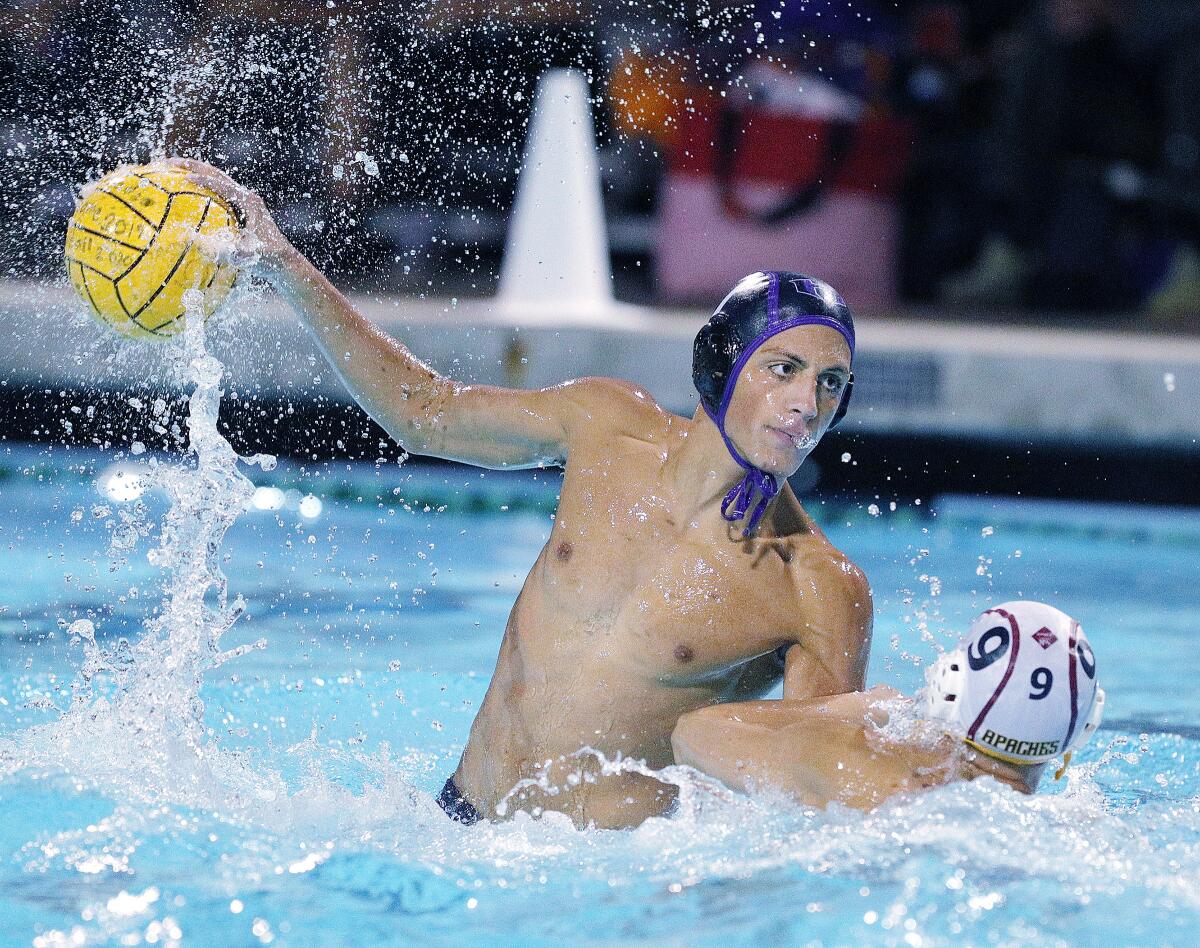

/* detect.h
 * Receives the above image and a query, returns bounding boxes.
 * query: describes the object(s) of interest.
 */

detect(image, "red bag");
[656,66,911,308]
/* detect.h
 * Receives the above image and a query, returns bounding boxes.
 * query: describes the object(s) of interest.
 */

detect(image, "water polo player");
[171,158,872,829]
[672,601,1105,810]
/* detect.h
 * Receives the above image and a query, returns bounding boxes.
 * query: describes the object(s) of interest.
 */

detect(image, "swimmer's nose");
[787,382,819,424]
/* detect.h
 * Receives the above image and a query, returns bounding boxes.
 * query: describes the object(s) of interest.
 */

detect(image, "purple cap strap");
[703,400,780,538]
[720,465,779,534]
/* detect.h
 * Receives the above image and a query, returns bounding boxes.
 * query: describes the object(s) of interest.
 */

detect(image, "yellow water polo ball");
[64,164,240,341]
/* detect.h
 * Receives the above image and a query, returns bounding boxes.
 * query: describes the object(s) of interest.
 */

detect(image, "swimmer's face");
[722,325,852,477]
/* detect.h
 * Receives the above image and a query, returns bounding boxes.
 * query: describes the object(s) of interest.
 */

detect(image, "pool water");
[1,437,1198,946]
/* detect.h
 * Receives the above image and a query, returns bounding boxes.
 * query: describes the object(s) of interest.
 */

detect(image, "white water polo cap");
[925,601,1105,765]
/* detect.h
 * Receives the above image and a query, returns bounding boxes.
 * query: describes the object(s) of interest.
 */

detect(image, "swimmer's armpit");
[729,644,792,700]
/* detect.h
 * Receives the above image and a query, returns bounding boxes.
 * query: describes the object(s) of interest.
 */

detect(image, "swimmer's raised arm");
[169,159,630,469]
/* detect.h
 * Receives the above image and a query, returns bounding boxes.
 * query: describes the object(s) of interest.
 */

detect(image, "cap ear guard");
[1069,684,1106,754]
[1055,685,1106,779]
[692,314,738,417]
[924,647,967,724]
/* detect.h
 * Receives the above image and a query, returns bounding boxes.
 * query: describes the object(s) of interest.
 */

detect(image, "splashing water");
[3,298,285,814]
[1,8,1199,938]
[0,285,1198,945]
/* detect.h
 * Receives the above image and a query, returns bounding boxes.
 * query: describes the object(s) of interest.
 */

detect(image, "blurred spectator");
[893,3,1012,302]
[1125,0,1200,321]
[602,24,692,233]
[939,0,1161,313]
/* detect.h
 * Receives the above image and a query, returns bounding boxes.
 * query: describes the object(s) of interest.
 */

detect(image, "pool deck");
[2,280,1198,454]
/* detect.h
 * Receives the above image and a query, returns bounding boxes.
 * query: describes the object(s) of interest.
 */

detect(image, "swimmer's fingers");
[208,228,264,269]
[167,157,287,256]
[166,157,248,199]
[166,156,247,192]
[166,157,263,218]
[189,170,260,216]
[165,156,213,174]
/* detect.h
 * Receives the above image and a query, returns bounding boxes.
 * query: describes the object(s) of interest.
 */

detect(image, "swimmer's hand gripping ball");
[64,164,240,341]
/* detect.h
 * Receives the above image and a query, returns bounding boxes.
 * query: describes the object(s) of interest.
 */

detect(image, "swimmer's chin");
[757,427,820,475]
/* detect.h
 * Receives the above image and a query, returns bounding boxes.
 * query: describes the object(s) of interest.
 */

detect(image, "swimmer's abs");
[453,667,729,827]
[457,738,681,829]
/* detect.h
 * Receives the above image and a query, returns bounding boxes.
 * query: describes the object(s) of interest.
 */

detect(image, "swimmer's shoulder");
[804,542,872,631]
[818,543,870,601]
[550,376,671,442]
[777,499,871,603]
[777,514,872,665]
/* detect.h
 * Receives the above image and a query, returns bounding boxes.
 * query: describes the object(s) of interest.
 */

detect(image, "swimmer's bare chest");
[493,445,819,723]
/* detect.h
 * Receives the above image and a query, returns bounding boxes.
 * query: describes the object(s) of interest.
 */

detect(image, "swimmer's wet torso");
[458,390,870,826]
[174,159,872,829]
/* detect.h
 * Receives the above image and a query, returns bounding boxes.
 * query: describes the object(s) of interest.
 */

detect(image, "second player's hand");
[166,157,292,276]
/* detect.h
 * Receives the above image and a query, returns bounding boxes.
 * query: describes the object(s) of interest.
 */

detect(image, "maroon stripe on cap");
[1064,622,1080,749]
[967,607,1022,741]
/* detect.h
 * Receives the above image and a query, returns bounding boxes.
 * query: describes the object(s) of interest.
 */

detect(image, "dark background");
[2,0,1199,504]
[4,0,1200,321]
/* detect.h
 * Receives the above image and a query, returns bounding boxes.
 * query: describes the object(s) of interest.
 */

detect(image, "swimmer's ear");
[1054,751,1073,781]
[693,311,739,412]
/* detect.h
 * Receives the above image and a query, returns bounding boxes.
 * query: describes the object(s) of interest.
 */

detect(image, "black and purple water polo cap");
[692,271,856,536]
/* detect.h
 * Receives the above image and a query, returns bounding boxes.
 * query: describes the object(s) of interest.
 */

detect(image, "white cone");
[497,69,618,324]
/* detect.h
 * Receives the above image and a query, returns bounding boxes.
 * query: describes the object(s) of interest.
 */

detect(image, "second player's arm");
[671,688,903,803]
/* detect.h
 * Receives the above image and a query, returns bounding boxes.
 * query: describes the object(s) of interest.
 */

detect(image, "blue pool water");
[1,436,1198,946]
